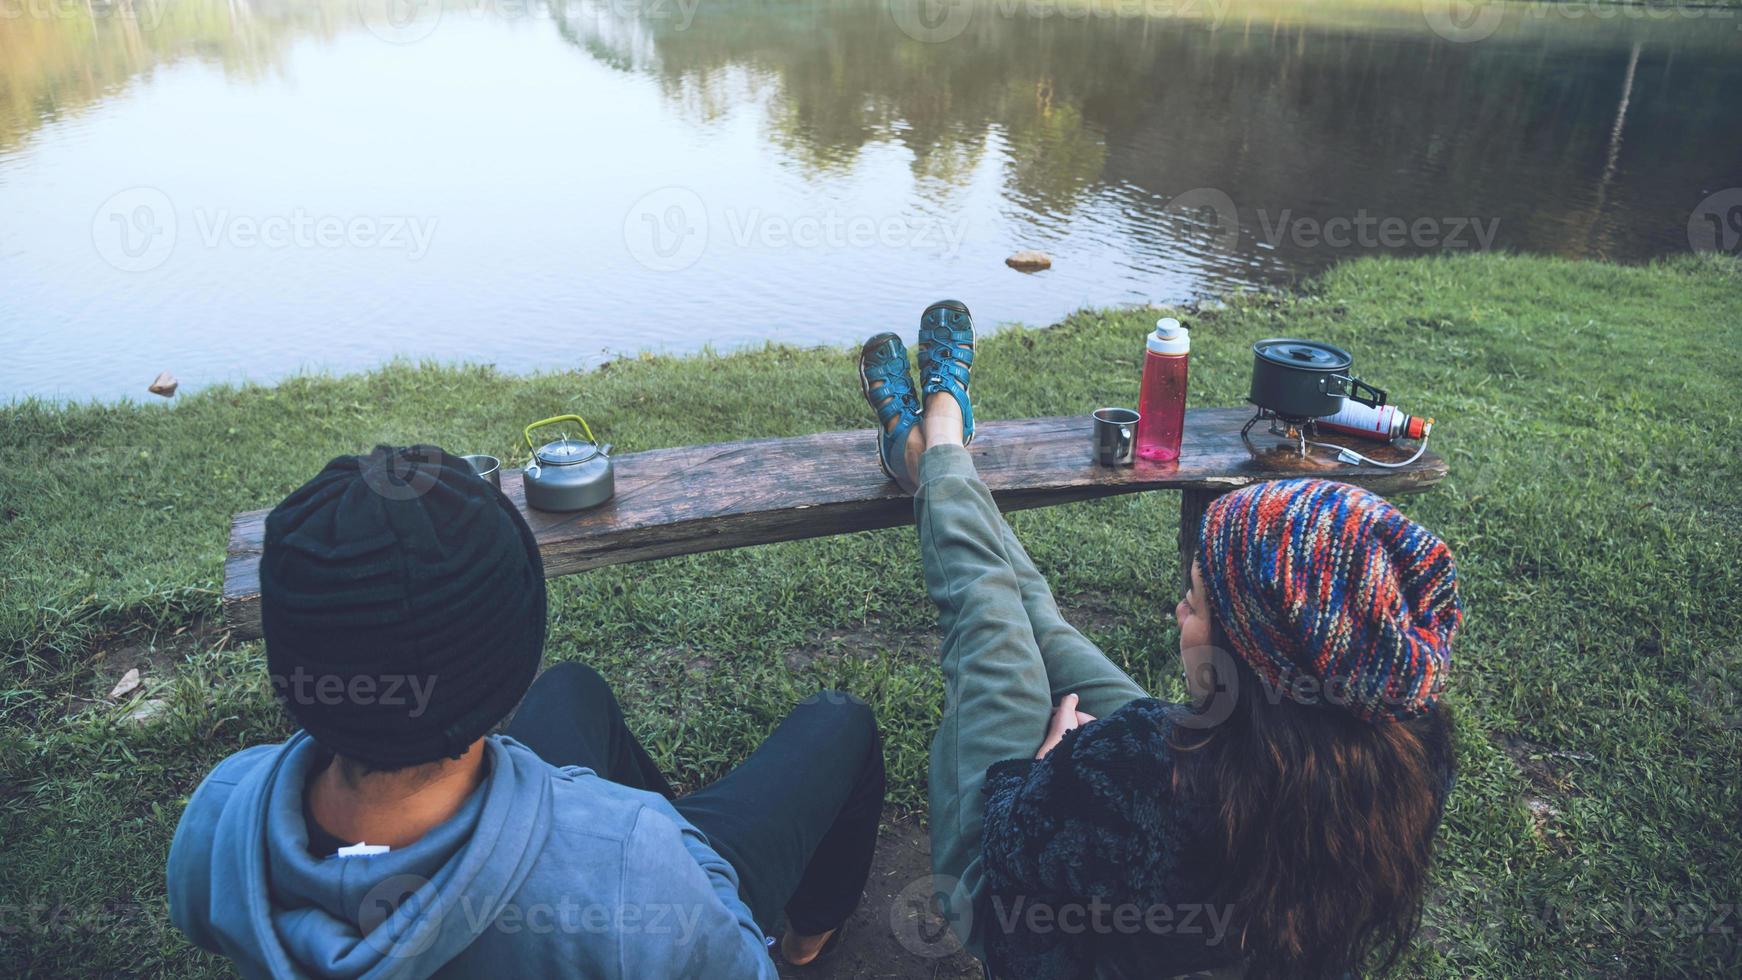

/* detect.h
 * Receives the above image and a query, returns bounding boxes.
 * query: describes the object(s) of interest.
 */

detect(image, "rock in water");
[1005,250,1053,272]
[149,371,179,397]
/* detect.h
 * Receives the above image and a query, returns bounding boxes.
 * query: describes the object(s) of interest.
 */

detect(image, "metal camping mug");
[1092,408,1140,465]
[461,454,501,488]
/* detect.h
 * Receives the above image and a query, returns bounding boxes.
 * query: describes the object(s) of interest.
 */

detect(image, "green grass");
[2,252,1739,976]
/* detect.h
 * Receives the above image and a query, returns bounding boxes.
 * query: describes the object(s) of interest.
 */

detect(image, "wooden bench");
[222,408,1446,639]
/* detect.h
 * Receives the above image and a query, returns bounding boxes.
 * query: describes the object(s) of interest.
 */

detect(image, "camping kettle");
[521,415,614,512]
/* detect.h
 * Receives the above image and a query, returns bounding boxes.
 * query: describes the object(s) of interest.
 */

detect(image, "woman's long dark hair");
[1170,618,1455,980]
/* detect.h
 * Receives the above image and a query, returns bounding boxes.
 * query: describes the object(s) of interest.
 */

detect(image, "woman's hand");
[1035,693,1096,759]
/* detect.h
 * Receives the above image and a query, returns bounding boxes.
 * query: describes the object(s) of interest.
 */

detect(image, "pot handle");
[1322,374,1388,408]
[525,414,598,451]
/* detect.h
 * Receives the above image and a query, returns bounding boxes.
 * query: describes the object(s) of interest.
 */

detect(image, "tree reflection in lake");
[3,0,1739,400]
[559,0,1742,268]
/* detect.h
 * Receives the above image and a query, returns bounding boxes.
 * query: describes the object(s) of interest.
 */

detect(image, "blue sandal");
[918,299,975,445]
[859,332,922,490]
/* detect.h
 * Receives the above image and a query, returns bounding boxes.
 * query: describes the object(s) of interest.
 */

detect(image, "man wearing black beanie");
[167,446,885,977]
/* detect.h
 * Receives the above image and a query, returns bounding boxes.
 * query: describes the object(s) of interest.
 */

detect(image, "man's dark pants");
[504,662,886,937]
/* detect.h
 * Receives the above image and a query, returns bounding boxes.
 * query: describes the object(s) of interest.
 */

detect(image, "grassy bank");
[3,252,1740,977]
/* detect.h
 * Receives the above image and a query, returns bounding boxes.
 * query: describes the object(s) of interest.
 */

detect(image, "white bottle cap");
[1148,317,1190,355]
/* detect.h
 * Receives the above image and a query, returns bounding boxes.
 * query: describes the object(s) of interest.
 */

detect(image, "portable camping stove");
[1240,408,1315,457]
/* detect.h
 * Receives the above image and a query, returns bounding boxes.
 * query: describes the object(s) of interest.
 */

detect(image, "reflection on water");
[3,0,1739,401]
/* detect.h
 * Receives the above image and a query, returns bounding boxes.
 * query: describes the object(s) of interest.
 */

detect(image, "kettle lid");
[534,438,602,465]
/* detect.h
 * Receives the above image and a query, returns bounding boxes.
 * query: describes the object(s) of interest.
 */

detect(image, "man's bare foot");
[780,927,836,966]
[923,391,965,448]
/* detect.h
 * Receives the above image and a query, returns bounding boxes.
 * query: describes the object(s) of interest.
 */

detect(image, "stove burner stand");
[1241,408,1316,456]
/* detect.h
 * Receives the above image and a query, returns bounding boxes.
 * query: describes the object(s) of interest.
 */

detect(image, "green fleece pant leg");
[994,522,1151,719]
[915,444,1053,958]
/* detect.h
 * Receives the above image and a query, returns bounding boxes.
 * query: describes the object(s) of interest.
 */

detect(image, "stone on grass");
[126,699,168,725]
[148,372,179,397]
[1005,250,1052,272]
[108,667,142,700]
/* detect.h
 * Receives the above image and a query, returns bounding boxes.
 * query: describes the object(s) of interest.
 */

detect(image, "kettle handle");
[525,415,598,451]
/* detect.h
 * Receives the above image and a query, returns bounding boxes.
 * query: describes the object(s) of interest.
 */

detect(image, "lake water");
[3,0,1739,402]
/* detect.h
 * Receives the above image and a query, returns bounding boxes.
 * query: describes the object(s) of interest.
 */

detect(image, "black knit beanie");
[260,445,546,768]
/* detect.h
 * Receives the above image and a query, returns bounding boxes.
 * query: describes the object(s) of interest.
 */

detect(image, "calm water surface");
[3,0,1739,401]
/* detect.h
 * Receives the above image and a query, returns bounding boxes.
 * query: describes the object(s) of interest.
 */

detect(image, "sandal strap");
[922,354,971,390]
[922,368,973,438]
[865,362,918,426]
[878,409,921,484]
[919,306,975,442]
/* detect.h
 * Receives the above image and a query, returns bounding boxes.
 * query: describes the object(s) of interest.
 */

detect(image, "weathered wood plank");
[1177,487,1223,597]
[221,409,1446,639]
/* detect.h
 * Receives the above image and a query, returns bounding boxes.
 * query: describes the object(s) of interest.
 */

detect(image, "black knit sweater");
[978,698,1238,980]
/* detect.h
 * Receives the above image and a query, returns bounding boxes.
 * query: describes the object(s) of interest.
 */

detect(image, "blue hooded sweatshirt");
[167,732,777,979]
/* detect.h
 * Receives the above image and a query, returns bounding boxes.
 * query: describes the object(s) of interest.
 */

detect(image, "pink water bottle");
[1136,317,1190,461]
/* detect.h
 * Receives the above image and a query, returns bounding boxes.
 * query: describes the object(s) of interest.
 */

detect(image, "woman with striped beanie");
[864,306,1460,979]
[1163,478,1462,978]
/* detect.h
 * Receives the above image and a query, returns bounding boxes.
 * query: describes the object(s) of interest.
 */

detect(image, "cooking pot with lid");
[1248,338,1387,420]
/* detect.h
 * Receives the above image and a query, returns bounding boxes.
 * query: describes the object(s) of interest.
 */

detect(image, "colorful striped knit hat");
[1196,479,1461,723]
